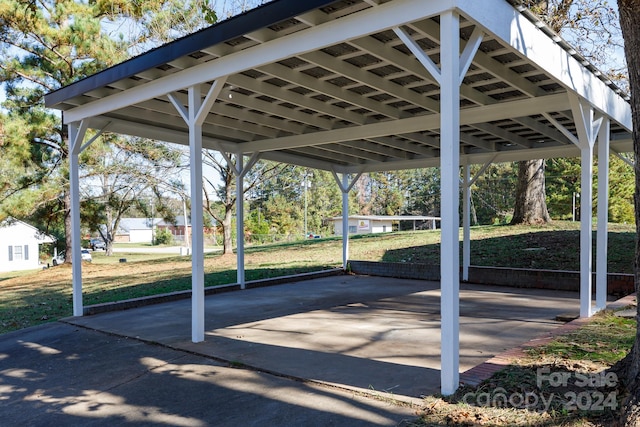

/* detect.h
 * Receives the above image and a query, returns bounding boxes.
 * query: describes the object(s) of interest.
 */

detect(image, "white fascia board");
[62,0,452,124]
[456,0,631,131]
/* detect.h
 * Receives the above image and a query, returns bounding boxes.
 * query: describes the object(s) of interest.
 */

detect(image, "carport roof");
[45,0,632,173]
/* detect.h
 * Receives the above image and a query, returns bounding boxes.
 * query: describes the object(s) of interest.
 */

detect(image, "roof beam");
[512,116,574,145]
[258,149,339,171]
[105,105,256,142]
[300,50,441,114]
[408,20,546,99]
[471,122,533,148]
[239,93,570,153]
[287,146,365,164]
[370,136,436,155]
[460,131,497,151]
[256,62,405,119]
[67,87,317,137]
[320,142,389,162]
[228,73,367,125]
[345,139,414,159]
[220,88,335,130]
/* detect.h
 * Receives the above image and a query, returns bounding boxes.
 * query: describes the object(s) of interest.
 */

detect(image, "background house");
[104,216,198,245]
[110,218,160,244]
[0,219,55,272]
[330,215,441,236]
[156,216,191,243]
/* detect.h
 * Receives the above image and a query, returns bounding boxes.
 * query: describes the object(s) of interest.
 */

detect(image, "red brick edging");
[459,294,637,387]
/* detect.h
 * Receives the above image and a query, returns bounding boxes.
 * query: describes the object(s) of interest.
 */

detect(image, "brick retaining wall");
[348,260,634,296]
[83,268,343,315]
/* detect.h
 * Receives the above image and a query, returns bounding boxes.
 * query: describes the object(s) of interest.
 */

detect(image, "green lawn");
[0,221,635,335]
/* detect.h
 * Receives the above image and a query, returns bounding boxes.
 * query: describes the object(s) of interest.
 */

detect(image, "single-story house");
[329,215,441,235]
[110,218,161,243]
[0,219,55,272]
[106,216,198,244]
[156,216,192,242]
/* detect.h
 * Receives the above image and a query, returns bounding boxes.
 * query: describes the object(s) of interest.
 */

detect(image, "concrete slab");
[65,275,579,400]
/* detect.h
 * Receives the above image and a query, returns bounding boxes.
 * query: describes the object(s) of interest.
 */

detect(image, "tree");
[607,155,634,223]
[616,2,640,425]
[81,136,184,255]
[405,168,441,218]
[511,1,623,225]
[304,170,342,236]
[0,0,211,262]
[510,159,551,224]
[470,162,517,224]
[202,151,284,254]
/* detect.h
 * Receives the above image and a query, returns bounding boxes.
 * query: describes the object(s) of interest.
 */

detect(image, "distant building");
[104,216,199,244]
[110,218,161,243]
[0,219,55,272]
[329,215,440,236]
[156,216,192,242]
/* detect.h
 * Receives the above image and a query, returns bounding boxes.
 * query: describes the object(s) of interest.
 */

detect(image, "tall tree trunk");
[511,159,551,225]
[618,1,640,425]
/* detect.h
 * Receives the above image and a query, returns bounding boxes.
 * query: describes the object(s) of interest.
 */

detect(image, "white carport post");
[68,120,107,317]
[397,11,482,395]
[438,11,463,396]
[569,95,604,318]
[462,157,496,281]
[236,152,245,288]
[169,78,226,343]
[462,166,471,282]
[68,120,88,317]
[332,171,362,269]
[234,151,259,289]
[596,118,610,312]
[341,175,349,269]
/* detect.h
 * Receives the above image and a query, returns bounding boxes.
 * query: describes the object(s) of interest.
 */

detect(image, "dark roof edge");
[45,0,335,108]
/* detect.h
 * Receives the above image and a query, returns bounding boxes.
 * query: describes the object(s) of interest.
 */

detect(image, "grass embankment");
[0,221,634,334]
[415,312,636,426]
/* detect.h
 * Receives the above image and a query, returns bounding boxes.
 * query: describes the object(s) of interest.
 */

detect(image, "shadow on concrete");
[0,323,416,426]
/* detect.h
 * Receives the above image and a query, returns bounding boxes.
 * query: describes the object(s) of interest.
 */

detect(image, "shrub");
[154,228,173,245]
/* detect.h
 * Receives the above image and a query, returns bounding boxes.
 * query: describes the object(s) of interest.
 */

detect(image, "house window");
[8,245,28,261]
[348,225,357,234]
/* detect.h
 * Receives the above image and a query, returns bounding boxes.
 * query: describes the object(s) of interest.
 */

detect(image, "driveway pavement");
[1,275,586,426]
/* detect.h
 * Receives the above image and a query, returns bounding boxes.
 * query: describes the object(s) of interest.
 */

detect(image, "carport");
[44,0,633,395]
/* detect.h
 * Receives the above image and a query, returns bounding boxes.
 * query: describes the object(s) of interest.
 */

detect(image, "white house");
[0,219,55,273]
[110,218,161,243]
[330,215,441,236]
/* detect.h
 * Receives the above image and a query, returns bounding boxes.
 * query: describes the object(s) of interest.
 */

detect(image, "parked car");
[90,238,106,251]
[52,249,92,266]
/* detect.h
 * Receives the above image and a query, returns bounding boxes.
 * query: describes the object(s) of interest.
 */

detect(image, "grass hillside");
[0,221,634,334]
